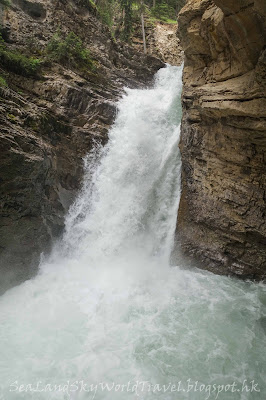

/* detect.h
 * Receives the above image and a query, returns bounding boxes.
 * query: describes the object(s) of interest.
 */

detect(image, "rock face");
[131,19,183,66]
[177,0,266,279]
[153,23,183,65]
[0,0,163,292]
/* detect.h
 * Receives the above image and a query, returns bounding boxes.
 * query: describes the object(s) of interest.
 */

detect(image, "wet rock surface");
[177,0,266,280]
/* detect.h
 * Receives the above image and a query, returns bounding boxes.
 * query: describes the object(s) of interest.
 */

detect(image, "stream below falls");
[0,65,265,400]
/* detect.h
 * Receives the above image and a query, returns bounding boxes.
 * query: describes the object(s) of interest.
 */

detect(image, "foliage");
[0,34,41,77]
[75,0,96,9]
[120,0,133,41]
[93,0,111,26]
[151,3,176,21]
[91,0,185,41]
[0,0,10,7]
[148,0,185,16]
[46,31,95,71]
[0,75,7,87]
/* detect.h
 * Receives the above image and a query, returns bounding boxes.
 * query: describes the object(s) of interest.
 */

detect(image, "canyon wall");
[177,0,266,279]
[0,0,163,292]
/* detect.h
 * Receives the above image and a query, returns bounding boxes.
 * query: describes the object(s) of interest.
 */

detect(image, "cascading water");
[61,65,183,266]
[0,65,265,400]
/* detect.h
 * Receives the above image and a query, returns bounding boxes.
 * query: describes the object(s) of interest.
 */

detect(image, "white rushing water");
[0,65,265,400]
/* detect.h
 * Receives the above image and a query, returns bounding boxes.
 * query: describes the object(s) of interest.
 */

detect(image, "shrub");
[0,34,41,77]
[46,31,95,71]
[151,3,176,21]
[0,75,7,87]
[0,0,10,7]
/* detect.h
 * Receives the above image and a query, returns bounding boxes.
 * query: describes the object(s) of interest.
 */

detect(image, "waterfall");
[0,66,265,400]
[60,65,183,266]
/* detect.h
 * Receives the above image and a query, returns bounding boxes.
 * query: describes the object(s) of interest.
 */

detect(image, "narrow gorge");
[0,1,265,399]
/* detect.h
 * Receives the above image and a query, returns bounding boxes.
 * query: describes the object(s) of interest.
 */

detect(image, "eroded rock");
[177,0,266,279]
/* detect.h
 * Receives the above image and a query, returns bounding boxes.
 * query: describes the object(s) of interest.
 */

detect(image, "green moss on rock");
[0,34,41,77]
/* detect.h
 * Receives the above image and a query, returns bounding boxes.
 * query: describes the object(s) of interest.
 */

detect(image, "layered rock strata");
[0,0,163,292]
[177,0,266,279]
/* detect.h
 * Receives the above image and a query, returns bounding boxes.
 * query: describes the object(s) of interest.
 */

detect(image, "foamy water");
[0,66,265,400]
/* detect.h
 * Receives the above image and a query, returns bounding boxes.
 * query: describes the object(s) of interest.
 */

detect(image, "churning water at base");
[0,66,265,400]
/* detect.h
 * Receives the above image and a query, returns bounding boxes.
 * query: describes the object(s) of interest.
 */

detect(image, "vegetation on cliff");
[0,29,95,83]
[94,0,185,41]
[46,31,95,72]
[0,75,7,86]
[0,0,180,80]
[0,0,10,7]
[0,34,41,77]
